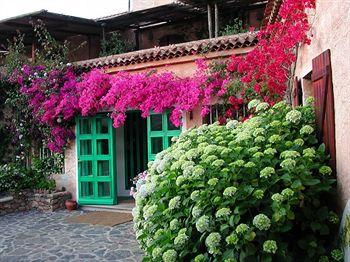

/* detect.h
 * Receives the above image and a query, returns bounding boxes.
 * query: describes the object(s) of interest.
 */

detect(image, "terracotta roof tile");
[75,32,258,69]
[262,0,283,27]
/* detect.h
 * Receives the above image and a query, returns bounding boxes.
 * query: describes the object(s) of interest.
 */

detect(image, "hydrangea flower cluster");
[133,101,339,260]
[263,240,278,254]
[215,208,231,218]
[205,232,221,255]
[196,215,210,233]
[162,249,177,262]
[260,167,275,178]
[223,186,237,197]
[253,214,271,231]
[286,110,302,123]
[168,196,181,210]
[300,125,314,135]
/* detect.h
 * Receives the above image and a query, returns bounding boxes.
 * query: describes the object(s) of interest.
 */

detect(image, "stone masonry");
[0,190,72,216]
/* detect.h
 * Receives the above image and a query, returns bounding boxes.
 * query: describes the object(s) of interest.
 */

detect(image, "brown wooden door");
[311,49,336,170]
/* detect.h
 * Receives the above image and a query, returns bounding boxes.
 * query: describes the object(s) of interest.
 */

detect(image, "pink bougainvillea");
[227,0,315,105]
[16,0,315,152]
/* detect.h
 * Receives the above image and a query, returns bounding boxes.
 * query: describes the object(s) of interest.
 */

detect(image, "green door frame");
[76,115,117,205]
[147,112,181,161]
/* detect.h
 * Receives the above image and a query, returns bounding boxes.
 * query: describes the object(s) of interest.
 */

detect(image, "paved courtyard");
[0,210,143,261]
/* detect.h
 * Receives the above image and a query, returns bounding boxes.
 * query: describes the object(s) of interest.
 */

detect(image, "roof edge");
[75,32,258,70]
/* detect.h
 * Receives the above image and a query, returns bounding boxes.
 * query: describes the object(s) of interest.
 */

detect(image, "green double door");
[77,116,116,205]
[76,113,181,205]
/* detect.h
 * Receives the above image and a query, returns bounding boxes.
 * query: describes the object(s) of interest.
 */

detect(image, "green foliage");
[31,19,69,68]
[133,101,340,261]
[0,154,61,193]
[0,163,27,193]
[220,18,246,36]
[0,19,70,166]
[1,32,27,74]
[100,32,133,57]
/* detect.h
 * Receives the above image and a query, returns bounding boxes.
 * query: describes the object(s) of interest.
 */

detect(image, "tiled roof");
[262,0,283,27]
[75,32,258,69]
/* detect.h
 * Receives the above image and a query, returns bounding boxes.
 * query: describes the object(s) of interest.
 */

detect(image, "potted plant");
[65,199,77,211]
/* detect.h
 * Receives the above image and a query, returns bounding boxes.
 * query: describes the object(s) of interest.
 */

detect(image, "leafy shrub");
[0,155,60,193]
[133,100,340,261]
[0,163,28,193]
[220,18,246,36]
[100,32,133,57]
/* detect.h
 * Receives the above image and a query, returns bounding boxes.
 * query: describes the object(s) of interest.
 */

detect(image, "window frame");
[147,112,181,161]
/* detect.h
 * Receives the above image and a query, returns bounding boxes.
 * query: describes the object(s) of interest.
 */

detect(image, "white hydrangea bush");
[133,101,340,261]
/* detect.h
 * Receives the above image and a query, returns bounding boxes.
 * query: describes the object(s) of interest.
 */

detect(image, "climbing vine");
[12,0,315,153]
[226,0,315,108]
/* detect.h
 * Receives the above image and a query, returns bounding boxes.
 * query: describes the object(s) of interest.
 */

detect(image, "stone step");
[80,204,134,214]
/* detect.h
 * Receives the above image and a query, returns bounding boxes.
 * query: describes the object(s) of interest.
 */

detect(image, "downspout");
[207,3,213,38]
[214,2,219,37]
[101,22,106,42]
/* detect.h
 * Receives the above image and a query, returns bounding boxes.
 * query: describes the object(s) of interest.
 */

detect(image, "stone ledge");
[0,190,72,216]
[0,196,14,203]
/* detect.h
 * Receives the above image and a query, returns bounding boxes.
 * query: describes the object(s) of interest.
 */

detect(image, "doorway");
[123,111,148,191]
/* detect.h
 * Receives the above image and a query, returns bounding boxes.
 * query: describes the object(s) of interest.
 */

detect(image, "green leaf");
[311,222,322,232]
[291,179,302,189]
[319,224,330,235]
[303,178,321,186]
[318,143,326,153]
[220,223,230,232]
[222,249,236,260]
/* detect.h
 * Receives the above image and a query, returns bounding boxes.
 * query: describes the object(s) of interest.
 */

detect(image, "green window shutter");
[76,115,116,205]
[147,112,181,161]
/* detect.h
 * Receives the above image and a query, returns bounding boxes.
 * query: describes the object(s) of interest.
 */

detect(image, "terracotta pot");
[65,199,77,211]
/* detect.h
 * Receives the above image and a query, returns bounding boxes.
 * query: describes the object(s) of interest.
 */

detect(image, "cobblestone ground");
[0,210,143,261]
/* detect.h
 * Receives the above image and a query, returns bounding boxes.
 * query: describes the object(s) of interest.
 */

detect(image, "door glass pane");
[151,137,163,154]
[168,136,177,147]
[167,115,180,130]
[96,118,109,134]
[97,160,110,176]
[79,161,92,177]
[150,114,162,131]
[80,140,92,155]
[98,182,110,197]
[97,139,109,155]
[81,182,93,197]
[79,119,92,134]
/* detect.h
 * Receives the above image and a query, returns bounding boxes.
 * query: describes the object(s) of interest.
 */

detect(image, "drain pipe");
[207,3,213,38]
[214,2,219,37]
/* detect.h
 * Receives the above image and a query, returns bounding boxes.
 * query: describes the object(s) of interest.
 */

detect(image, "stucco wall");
[53,138,77,200]
[294,0,350,208]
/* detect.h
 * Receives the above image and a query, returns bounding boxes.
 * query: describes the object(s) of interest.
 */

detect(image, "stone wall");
[0,190,33,216]
[32,191,72,212]
[0,190,72,216]
[294,1,350,208]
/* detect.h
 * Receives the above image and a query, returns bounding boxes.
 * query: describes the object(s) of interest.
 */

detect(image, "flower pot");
[65,199,77,211]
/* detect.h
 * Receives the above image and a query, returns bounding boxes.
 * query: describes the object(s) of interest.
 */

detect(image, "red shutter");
[311,49,336,170]
[292,77,300,107]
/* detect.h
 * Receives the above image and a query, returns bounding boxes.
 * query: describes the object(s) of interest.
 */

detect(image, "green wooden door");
[147,112,181,161]
[77,115,116,205]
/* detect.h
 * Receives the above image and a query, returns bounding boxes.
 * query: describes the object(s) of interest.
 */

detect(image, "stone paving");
[0,210,143,261]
